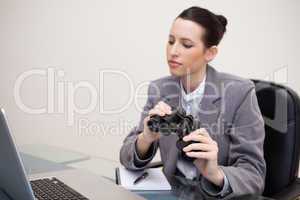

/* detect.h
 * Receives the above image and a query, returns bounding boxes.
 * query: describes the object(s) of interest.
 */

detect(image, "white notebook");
[118,166,171,191]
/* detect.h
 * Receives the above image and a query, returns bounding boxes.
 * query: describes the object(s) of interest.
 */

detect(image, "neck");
[181,65,207,94]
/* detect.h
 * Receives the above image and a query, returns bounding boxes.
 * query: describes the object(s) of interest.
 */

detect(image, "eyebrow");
[169,34,194,43]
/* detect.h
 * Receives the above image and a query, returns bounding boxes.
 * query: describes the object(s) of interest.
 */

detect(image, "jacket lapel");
[196,65,222,128]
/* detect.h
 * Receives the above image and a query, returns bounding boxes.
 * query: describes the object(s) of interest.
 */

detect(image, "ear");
[204,46,218,62]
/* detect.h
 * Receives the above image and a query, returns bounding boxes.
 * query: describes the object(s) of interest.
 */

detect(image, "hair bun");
[216,15,228,30]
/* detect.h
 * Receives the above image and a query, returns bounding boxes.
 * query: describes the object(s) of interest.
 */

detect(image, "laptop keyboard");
[30,177,89,200]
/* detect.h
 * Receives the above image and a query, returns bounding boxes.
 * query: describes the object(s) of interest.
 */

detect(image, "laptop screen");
[0,109,35,200]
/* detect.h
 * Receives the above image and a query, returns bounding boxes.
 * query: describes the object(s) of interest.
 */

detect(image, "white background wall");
[0,0,299,163]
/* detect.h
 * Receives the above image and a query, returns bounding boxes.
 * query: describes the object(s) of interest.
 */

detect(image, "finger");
[183,143,216,152]
[183,134,211,144]
[198,128,210,137]
[149,108,165,116]
[158,101,172,114]
[186,151,216,160]
[184,129,212,142]
[155,102,171,115]
[154,104,168,115]
[190,128,210,138]
[144,116,150,123]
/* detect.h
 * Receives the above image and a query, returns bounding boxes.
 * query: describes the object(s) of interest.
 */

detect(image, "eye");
[168,40,175,45]
[182,43,193,49]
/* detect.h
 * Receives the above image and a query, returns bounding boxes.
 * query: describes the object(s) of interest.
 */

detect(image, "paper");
[119,166,171,191]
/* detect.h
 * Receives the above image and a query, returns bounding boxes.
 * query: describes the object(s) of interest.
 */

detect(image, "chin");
[169,70,180,77]
[169,68,184,77]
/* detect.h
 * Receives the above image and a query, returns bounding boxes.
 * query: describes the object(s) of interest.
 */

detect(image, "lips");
[168,60,182,68]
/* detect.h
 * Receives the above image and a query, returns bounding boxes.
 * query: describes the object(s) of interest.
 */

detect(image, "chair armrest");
[271,178,300,200]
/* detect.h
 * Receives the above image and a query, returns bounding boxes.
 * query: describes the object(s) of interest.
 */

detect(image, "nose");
[169,43,180,57]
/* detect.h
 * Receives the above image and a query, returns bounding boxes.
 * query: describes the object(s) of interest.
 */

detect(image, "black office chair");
[252,79,300,200]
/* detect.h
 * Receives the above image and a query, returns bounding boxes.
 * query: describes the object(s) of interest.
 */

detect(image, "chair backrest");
[252,79,300,196]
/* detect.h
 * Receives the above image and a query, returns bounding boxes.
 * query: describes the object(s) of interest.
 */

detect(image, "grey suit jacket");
[120,65,266,198]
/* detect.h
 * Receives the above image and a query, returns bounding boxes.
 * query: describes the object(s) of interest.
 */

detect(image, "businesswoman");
[120,6,266,199]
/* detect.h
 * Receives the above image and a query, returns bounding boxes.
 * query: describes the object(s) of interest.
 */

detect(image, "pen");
[133,171,149,185]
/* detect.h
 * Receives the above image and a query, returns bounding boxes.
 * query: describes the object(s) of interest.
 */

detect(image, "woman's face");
[166,18,215,77]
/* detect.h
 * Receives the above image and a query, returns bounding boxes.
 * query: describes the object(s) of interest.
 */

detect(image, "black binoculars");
[147,108,201,160]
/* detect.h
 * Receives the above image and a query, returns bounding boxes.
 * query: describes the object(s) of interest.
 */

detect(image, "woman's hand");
[183,128,225,187]
[136,101,172,159]
[140,101,172,143]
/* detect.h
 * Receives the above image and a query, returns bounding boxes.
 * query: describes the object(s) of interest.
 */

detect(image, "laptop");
[0,108,145,200]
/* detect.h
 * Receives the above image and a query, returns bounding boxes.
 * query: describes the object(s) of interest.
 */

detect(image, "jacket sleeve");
[219,83,266,198]
[119,81,160,170]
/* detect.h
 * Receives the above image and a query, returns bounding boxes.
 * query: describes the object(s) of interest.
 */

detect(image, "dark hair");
[177,6,228,48]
